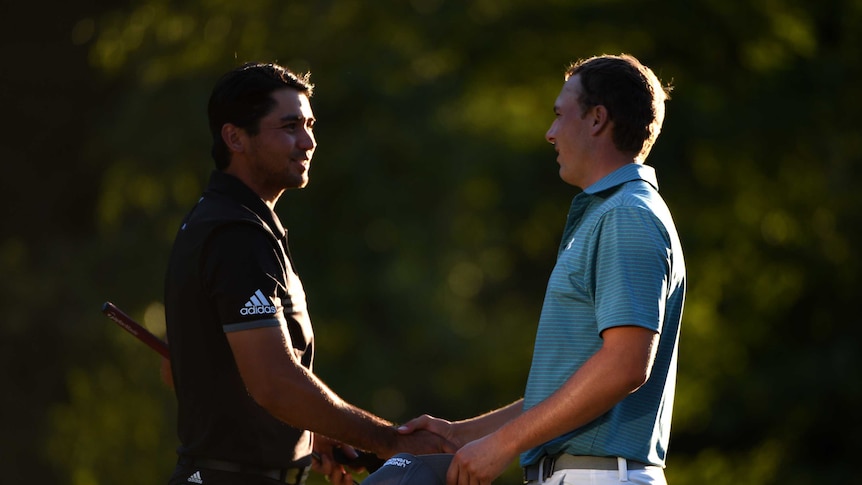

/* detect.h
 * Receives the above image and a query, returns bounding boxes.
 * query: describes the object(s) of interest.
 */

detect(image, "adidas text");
[240,305,276,315]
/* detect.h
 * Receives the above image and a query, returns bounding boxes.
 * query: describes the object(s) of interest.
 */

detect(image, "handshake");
[319,414,482,485]
[330,414,460,473]
[392,414,462,457]
[318,399,523,485]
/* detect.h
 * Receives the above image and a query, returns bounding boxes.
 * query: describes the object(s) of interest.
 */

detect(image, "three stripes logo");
[240,289,277,316]
[187,471,203,484]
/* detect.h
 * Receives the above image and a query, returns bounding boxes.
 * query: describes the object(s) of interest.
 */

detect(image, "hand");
[398,414,464,448]
[388,428,458,457]
[312,434,359,485]
[446,433,514,485]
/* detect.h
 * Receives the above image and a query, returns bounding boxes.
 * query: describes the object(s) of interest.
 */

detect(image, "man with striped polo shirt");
[399,54,684,485]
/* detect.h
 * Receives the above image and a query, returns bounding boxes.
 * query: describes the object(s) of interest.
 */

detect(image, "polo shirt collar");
[583,163,659,195]
[206,170,287,238]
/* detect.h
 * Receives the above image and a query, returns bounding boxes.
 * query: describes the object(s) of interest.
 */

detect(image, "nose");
[545,126,556,145]
[299,127,316,150]
[545,118,558,144]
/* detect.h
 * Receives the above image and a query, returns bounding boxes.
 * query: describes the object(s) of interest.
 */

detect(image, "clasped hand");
[398,415,515,485]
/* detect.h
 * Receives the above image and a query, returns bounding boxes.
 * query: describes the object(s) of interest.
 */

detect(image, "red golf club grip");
[101,301,170,359]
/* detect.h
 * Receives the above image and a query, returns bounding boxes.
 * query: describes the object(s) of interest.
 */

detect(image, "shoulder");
[183,192,277,241]
[584,182,676,247]
[605,179,659,207]
[594,180,673,224]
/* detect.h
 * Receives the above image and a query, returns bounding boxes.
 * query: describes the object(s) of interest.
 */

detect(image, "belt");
[523,454,651,483]
[178,456,310,484]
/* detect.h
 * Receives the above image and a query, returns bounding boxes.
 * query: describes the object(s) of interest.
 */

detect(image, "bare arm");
[453,400,524,443]
[227,323,452,458]
[488,325,657,453]
[446,325,659,485]
[399,399,524,447]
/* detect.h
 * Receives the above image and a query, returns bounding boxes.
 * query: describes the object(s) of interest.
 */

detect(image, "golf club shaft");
[101,301,170,359]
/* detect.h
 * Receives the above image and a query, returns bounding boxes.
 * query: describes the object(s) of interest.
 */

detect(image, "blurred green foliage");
[2,0,860,484]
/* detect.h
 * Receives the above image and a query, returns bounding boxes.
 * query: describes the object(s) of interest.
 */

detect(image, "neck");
[223,165,283,209]
[579,148,637,189]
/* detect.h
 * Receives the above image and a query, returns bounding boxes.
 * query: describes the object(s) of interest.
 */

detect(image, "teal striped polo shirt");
[520,163,686,467]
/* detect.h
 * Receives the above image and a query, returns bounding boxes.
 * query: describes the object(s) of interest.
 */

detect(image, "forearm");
[492,328,655,454]
[453,399,524,443]
[229,325,454,457]
[228,328,400,456]
[493,366,623,455]
[254,361,399,456]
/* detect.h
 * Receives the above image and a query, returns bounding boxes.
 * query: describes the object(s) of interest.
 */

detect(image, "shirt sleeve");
[201,223,288,332]
[592,206,672,334]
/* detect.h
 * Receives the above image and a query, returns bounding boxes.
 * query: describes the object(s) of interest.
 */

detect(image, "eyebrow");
[279,114,314,122]
[276,114,316,126]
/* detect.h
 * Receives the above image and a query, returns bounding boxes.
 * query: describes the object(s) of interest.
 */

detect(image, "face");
[244,88,317,193]
[545,75,592,188]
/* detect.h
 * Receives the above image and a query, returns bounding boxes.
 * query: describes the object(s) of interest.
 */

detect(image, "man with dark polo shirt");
[164,62,452,485]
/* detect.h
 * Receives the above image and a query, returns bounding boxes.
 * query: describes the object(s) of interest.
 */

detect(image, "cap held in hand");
[361,453,453,485]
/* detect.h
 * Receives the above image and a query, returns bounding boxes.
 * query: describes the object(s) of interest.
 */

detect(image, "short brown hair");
[566,54,671,160]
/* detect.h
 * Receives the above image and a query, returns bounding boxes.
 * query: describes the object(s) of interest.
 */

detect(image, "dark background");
[2,1,859,484]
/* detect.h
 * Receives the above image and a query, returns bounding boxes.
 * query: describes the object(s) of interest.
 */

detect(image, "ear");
[221,123,246,154]
[589,105,611,136]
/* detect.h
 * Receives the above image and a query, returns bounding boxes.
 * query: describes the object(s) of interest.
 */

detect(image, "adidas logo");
[187,470,203,484]
[240,289,277,316]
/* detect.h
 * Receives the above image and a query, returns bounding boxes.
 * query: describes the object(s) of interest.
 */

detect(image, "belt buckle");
[523,455,557,484]
[542,455,557,481]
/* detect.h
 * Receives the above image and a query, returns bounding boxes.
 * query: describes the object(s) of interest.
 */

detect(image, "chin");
[282,172,309,189]
[558,171,578,188]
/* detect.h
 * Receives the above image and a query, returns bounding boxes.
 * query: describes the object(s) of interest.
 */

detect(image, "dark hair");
[566,54,671,160]
[208,62,314,170]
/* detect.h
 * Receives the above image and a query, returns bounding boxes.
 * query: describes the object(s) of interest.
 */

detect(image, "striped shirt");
[521,163,685,467]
